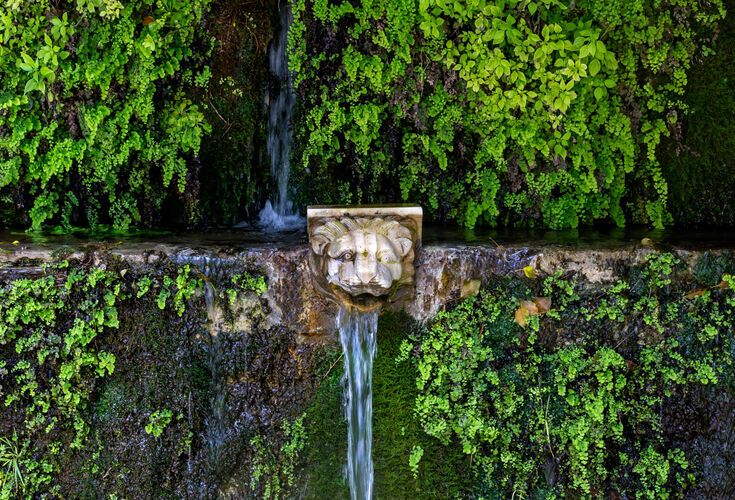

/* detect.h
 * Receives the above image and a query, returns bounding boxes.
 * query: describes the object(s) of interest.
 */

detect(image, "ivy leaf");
[23,78,36,94]
[19,53,35,70]
[589,59,601,76]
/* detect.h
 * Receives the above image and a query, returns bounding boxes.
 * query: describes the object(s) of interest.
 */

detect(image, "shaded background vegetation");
[660,0,735,229]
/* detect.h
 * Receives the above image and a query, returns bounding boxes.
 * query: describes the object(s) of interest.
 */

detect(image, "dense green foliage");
[0,0,731,231]
[290,0,725,229]
[0,0,212,230]
[400,252,735,496]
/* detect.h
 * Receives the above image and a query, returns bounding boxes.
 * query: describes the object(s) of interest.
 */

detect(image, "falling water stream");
[338,306,379,500]
[258,1,304,231]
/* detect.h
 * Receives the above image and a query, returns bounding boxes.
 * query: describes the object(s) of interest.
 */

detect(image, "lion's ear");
[311,234,331,255]
[395,237,413,257]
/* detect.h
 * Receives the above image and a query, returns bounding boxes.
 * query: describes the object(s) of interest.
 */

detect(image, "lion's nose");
[356,254,377,284]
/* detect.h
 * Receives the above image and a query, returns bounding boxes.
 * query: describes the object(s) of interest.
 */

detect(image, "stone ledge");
[1,237,733,338]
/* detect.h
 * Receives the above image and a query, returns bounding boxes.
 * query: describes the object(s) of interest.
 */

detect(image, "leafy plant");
[145,409,174,438]
[0,1,212,230]
[0,436,25,496]
[400,252,734,496]
[250,415,307,499]
[290,0,725,229]
[0,256,204,497]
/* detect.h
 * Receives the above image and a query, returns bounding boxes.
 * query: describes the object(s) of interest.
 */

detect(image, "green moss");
[298,313,472,498]
[94,380,128,424]
[298,351,349,498]
[373,313,472,498]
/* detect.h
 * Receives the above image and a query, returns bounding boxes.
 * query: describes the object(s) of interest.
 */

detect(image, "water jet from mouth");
[338,306,378,500]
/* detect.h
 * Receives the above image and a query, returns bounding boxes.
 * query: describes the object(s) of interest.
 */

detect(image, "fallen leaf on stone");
[514,297,551,328]
[460,279,481,299]
[641,238,654,247]
[515,305,531,328]
[716,279,730,290]
[523,265,537,279]
[684,288,706,300]
[11,240,19,245]
[143,15,155,25]
[533,296,551,314]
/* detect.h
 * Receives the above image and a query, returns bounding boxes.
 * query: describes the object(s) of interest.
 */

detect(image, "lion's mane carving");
[309,216,418,308]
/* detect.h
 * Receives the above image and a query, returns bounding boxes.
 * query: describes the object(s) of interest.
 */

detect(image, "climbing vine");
[290,0,725,229]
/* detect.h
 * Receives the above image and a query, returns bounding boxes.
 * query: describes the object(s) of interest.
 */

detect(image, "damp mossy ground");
[298,312,473,498]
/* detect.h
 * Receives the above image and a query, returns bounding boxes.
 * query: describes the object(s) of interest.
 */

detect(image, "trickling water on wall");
[258,2,304,231]
[200,272,231,496]
[338,306,378,500]
[186,255,236,494]
[202,281,228,471]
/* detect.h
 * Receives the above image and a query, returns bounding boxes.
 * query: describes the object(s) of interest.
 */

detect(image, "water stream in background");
[338,307,379,500]
[258,1,304,231]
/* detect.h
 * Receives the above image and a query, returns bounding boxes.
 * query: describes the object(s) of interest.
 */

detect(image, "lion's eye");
[338,251,354,262]
[377,250,394,262]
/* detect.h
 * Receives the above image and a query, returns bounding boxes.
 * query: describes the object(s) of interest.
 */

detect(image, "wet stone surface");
[3,232,734,336]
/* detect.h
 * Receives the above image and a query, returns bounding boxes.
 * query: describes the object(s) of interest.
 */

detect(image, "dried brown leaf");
[515,306,530,328]
[515,299,550,328]
[533,297,552,314]
[684,288,706,300]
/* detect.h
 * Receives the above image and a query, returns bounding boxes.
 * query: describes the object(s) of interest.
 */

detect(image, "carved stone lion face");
[309,217,416,303]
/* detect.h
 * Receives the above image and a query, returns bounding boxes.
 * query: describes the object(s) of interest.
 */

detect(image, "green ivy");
[399,252,735,496]
[290,0,725,229]
[0,0,212,230]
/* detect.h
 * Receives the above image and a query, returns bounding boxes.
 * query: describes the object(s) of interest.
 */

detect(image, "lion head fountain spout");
[307,205,422,311]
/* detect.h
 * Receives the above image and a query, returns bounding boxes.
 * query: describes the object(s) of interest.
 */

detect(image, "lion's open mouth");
[335,282,392,297]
